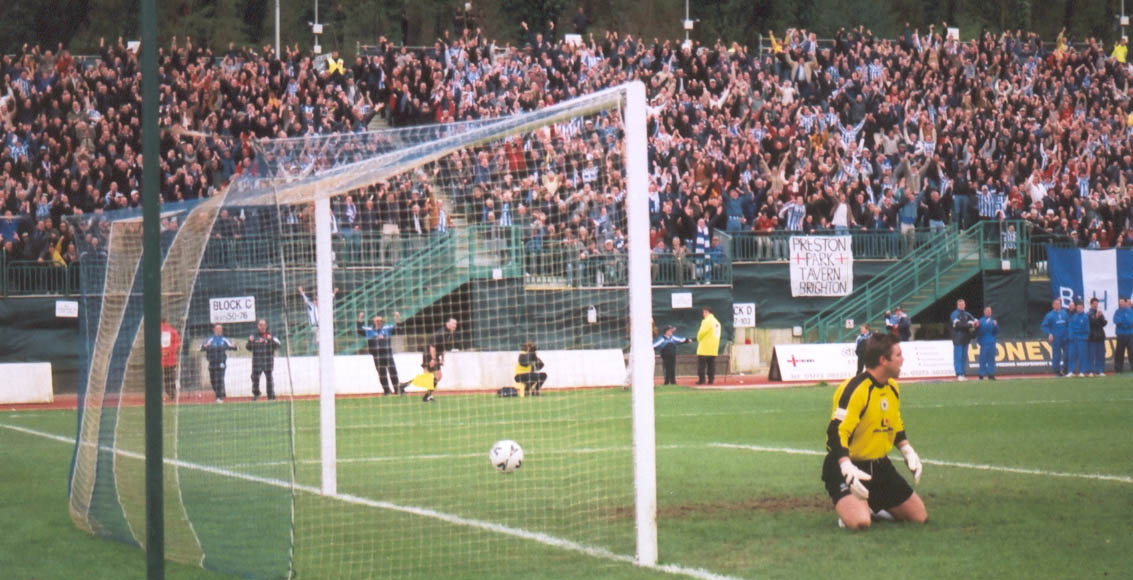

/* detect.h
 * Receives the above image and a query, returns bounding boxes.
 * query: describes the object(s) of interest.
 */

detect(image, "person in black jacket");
[247,319,281,400]
[417,317,458,402]
[950,299,979,381]
[1086,297,1108,376]
[514,341,548,396]
[200,324,238,402]
[854,324,872,375]
[357,311,402,395]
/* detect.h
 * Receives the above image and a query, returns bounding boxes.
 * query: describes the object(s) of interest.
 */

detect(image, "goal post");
[315,195,337,497]
[70,81,658,578]
[624,81,658,567]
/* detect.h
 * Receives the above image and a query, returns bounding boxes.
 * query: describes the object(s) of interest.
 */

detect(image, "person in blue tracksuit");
[1067,301,1090,377]
[1114,297,1133,373]
[200,324,239,402]
[976,307,999,380]
[653,325,692,386]
[1086,298,1108,376]
[950,299,978,380]
[1040,299,1070,376]
[358,311,402,395]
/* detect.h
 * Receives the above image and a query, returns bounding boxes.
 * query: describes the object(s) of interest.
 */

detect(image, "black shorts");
[822,453,913,512]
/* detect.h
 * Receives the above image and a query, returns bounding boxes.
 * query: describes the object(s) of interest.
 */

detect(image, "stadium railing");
[729,227,947,262]
[0,256,80,297]
[1027,233,1076,277]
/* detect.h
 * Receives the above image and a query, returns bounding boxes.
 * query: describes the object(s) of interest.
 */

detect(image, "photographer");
[514,341,547,396]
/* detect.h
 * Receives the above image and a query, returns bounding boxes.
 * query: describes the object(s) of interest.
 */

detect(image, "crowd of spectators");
[3,18,1133,284]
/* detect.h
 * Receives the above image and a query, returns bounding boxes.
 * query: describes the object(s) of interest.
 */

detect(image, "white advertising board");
[771,340,955,382]
[0,363,53,404]
[196,349,627,397]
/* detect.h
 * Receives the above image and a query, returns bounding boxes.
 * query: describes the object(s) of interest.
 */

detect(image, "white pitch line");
[921,459,1133,484]
[709,443,1133,484]
[6,419,1128,487]
[0,423,742,580]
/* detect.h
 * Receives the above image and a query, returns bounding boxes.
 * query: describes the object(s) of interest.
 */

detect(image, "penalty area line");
[0,422,743,580]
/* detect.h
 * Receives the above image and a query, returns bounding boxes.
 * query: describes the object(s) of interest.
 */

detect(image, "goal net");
[68,82,655,578]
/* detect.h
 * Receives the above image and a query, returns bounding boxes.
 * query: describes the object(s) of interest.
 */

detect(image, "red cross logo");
[788,355,801,367]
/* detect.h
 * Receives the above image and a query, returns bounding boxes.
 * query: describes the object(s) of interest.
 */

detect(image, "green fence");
[0,257,80,297]
[1027,233,1076,277]
[199,231,440,269]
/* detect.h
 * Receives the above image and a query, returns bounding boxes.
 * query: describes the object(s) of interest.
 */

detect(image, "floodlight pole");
[685,0,690,43]
[141,0,165,577]
[275,0,281,56]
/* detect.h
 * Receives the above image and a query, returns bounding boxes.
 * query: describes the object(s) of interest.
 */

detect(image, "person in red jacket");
[160,317,182,401]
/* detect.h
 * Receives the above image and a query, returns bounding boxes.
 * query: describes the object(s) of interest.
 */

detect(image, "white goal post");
[308,80,657,565]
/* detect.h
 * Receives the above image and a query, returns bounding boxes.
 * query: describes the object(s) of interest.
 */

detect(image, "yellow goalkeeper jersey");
[826,373,905,461]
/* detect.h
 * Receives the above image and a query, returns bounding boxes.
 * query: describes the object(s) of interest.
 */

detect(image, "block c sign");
[210,296,257,324]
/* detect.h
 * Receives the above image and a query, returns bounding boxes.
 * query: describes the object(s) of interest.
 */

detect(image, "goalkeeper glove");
[900,443,923,485]
[839,459,872,500]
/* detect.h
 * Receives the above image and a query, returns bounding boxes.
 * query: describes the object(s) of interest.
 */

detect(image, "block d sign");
[210,296,256,324]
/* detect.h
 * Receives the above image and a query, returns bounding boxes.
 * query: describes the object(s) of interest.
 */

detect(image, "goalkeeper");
[821,333,927,530]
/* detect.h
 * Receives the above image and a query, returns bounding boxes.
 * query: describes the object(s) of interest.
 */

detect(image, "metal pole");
[141,0,165,577]
[684,0,690,43]
[275,0,281,56]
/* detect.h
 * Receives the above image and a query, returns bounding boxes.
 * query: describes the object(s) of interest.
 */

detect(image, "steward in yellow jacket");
[695,307,721,384]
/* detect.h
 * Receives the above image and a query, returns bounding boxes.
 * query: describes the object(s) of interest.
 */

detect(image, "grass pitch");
[1,376,1130,579]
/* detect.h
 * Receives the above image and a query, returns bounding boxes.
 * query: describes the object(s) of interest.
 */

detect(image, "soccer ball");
[489,440,524,473]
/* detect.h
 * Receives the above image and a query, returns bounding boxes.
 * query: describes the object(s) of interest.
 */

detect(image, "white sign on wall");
[789,236,854,297]
[55,300,79,318]
[209,296,257,324]
[671,292,693,309]
[733,303,756,328]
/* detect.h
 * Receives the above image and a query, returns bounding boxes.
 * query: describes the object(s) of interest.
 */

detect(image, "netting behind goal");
[69,83,653,578]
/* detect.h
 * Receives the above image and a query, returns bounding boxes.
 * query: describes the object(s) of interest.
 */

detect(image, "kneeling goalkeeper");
[822,333,927,530]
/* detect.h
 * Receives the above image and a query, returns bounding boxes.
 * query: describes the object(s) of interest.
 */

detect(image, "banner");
[789,236,853,296]
[1047,247,1133,337]
[769,340,954,382]
[969,338,1119,373]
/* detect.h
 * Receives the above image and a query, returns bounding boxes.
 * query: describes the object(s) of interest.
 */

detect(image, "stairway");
[801,221,1028,343]
[288,226,522,353]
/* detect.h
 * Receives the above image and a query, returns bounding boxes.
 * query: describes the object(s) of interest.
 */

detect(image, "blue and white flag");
[1047,247,1133,338]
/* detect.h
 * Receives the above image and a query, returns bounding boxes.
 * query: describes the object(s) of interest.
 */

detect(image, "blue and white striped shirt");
[977,190,1007,218]
[778,202,806,231]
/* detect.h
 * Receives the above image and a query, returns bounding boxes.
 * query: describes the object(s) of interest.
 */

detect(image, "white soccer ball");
[489,439,524,473]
